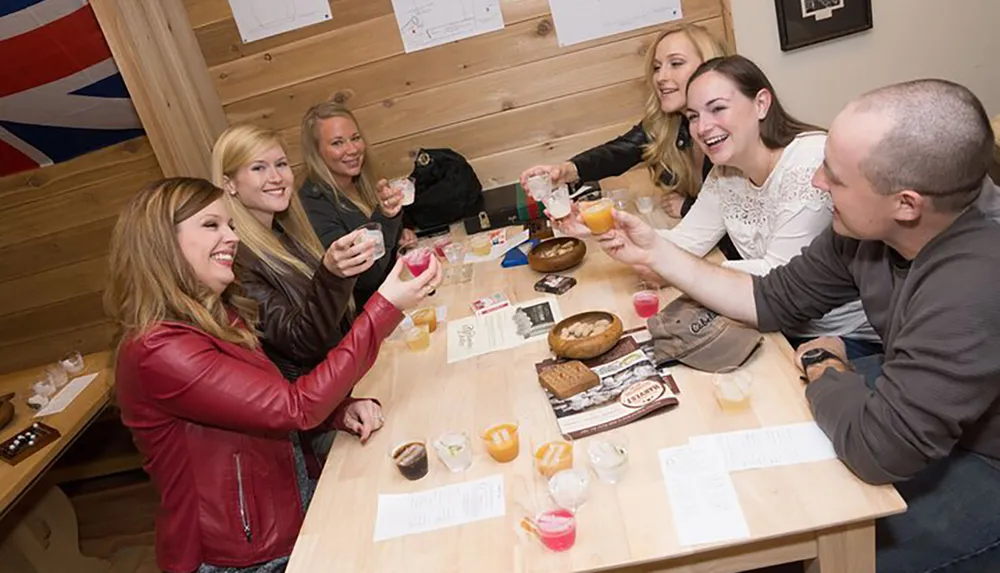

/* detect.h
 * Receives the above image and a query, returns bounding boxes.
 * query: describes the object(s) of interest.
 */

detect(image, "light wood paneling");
[0,137,160,374]
[0,139,155,209]
[196,0,393,67]
[190,0,730,188]
[92,0,227,178]
[369,79,647,177]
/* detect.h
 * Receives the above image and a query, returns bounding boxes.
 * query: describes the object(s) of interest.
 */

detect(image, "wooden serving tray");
[0,421,60,466]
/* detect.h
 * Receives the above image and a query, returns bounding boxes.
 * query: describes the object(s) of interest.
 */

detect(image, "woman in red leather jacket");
[104,177,441,573]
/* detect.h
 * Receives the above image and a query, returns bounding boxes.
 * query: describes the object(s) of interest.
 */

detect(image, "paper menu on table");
[688,422,837,472]
[658,445,750,547]
[373,474,505,542]
[34,373,100,418]
[447,297,561,363]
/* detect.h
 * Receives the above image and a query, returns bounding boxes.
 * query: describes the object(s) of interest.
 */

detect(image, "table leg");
[0,486,111,573]
[805,521,875,573]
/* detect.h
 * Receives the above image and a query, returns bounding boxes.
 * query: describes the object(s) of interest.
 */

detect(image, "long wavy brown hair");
[686,55,823,150]
[104,177,259,349]
[640,23,729,199]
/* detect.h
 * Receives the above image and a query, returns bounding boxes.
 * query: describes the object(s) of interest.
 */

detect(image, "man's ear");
[893,189,926,223]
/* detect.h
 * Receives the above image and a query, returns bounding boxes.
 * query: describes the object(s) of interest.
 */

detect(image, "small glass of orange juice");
[534,440,573,479]
[404,324,431,351]
[580,198,615,234]
[481,422,520,463]
[410,307,437,333]
[713,368,753,412]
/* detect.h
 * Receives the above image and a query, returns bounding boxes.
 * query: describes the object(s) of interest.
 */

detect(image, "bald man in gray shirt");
[588,78,1000,573]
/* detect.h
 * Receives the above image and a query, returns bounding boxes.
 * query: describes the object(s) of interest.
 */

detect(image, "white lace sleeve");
[722,165,833,276]
[657,168,727,258]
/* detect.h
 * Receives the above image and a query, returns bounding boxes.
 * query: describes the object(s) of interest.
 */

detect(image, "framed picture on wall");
[774,0,873,51]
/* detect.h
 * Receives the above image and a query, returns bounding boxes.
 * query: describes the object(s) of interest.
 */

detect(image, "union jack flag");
[0,0,143,177]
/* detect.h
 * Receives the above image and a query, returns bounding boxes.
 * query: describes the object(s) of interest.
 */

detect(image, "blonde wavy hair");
[640,23,729,199]
[104,177,259,349]
[300,102,381,216]
[212,124,325,278]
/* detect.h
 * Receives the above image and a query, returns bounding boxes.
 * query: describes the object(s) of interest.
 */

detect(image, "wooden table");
[0,352,120,573]
[288,231,906,573]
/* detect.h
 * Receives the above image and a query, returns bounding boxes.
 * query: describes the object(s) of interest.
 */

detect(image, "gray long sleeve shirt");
[753,207,1000,484]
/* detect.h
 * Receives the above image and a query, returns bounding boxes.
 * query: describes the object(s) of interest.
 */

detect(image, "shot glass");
[632,282,660,319]
[358,222,386,260]
[526,173,552,201]
[481,421,520,463]
[541,184,572,219]
[548,468,590,512]
[389,177,416,206]
[714,368,754,413]
[442,240,467,265]
[433,432,473,473]
[391,440,429,480]
[635,195,655,215]
[403,324,431,351]
[59,351,85,375]
[521,508,577,552]
[580,198,615,235]
[587,433,629,484]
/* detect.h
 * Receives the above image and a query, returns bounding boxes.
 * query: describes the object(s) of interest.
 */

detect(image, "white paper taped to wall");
[391,0,504,53]
[229,0,332,44]
[547,0,683,47]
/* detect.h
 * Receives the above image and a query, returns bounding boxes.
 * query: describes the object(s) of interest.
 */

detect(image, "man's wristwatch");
[799,348,846,373]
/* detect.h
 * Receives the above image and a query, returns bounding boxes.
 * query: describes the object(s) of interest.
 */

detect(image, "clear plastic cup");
[481,421,520,463]
[542,185,572,219]
[632,282,660,319]
[390,177,416,206]
[433,432,473,472]
[391,440,429,480]
[714,368,754,413]
[59,351,85,375]
[548,468,590,512]
[404,324,431,351]
[442,240,467,265]
[587,434,629,484]
[581,198,615,234]
[636,195,655,215]
[358,222,386,260]
[526,173,552,201]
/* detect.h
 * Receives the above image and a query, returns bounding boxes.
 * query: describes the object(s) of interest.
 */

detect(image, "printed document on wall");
[547,0,683,47]
[392,0,504,53]
[229,0,332,43]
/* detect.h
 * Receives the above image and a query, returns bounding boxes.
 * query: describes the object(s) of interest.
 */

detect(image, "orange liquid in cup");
[411,307,437,333]
[482,423,519,463]
[534,440,573,478]
[404,325,431,351]
[581,199,615,234]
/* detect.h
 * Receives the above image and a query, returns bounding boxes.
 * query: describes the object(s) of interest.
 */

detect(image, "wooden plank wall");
[0,138,162,374]
[184,0,734,188]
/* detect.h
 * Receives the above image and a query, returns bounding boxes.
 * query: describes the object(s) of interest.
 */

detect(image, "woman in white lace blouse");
[666,55,879,356]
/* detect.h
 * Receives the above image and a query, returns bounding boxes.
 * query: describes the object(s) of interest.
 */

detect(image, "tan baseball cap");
[647,296,762,372]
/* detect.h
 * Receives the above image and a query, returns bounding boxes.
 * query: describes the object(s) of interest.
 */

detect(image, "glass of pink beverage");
[632,282,660,319]
[533,509,577,552]
[400,245,432,277]
[399,245,435,295]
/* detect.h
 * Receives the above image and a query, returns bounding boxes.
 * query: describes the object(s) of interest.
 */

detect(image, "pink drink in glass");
[632,291,660,318]
[403,247,432,277]
[535,509,576,552]
[433,236,453,258]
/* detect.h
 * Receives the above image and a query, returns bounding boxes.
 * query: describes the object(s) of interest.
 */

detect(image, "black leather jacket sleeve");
[569,123,649,183]
[236,249,356,372]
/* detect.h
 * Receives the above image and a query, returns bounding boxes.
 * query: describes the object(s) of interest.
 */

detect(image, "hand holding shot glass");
[399,244,438,296]
[389,176,416,206]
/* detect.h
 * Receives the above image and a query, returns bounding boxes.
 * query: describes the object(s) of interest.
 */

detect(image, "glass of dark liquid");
[391,440,429,481]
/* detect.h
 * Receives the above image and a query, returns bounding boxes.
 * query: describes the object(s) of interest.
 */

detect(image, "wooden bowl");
[528,238,586,273]
[548,311,623,360]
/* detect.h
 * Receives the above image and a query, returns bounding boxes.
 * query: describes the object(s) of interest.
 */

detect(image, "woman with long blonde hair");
[213,124,374,381]
[520,23,738,258]
[106,177,440,573]
[299,102,415,307]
